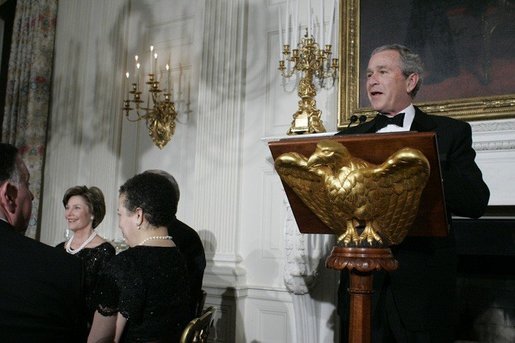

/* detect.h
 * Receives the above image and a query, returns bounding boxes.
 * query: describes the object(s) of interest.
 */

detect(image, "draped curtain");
[1,0,58,239]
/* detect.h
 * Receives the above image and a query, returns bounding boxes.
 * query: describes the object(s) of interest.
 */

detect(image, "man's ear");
[0,181,18,214]
[406,73,419,93]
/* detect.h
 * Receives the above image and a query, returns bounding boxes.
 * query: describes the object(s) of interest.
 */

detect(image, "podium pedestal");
[326,247,399,343]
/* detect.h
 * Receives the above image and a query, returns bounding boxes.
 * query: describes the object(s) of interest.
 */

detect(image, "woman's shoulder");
[94,241,116,253]
[82,240,115,255]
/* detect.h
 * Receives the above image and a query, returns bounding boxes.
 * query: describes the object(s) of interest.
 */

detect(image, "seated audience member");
[56,185,115,327]
[144,169,206,316]
[335,44,490,342]
[88,172,191,342]
[0,143,86,341]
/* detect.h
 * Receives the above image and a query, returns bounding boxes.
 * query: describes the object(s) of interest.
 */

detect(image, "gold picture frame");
[337,0,515,129]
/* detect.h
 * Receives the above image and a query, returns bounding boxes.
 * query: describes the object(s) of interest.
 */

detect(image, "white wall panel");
[41,0,128,245]
[472,119,515,206]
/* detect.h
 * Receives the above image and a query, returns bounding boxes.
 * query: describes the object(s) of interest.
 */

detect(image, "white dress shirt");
[376,104,415,133]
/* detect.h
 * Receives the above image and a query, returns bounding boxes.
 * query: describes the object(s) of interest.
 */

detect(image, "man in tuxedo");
[144,169,207,317]
[336,44,490,342]
[0,143,86,341]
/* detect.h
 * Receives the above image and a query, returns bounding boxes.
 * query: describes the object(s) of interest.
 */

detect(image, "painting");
[337,0,515,128]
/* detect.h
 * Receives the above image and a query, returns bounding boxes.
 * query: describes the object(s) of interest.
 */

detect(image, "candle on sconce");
[307,0,311,38]
[285,0,290,46]
[134,55,138,75]
[328,0,336,46]
[134,55,139,87]
[136,62,141,90]
[150,45,154,74]
[319,0,324,45]
[125,71,130,94]
[279,10,283,60]
[166,64,170,93]
[154,53,158,82]
[294,0,299,46]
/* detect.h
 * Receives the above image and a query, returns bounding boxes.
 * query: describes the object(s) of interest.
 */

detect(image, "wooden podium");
[269,132,448,343]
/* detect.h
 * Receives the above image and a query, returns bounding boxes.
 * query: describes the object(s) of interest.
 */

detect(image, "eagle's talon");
[359,226,383,245]
[337,229,360,246]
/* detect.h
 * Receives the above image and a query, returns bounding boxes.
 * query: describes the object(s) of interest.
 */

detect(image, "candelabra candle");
[328,0,336,46]
[166,64,170,93]
[279,10,283,60]
[308,0,311,37]
[134,55,139,88]
[154,52,158,76]
[319,0,324,45]
[136,62,141,91]
[125,72,130,93]
[149,45,154,74]
[277,30,338,135]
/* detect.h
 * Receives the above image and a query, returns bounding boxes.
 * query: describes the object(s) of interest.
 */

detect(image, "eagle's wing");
[337,148,430,245]
[274,152,345,232]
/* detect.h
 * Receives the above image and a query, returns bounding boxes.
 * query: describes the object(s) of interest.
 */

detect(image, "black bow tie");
[374,113,405,131]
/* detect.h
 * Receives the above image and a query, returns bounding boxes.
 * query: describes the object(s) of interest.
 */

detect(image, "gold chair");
[180,306,216,343]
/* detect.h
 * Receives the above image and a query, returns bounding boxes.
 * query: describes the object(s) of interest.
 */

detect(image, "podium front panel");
[269,132,448,237]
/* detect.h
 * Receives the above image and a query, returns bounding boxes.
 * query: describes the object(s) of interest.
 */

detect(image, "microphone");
[347,115,359,128]
[358,115,367,124]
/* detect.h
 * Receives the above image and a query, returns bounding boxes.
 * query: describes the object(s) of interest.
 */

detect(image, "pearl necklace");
[138,235,173,246]
[65,231,97,255]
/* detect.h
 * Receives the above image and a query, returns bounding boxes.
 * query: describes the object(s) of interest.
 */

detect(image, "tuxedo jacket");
[0,220,86,342]
[337,106,489,219]
[168,217,206,316]
[336,107,490,339]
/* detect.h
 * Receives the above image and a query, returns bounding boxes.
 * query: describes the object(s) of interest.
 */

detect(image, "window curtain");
[2,0,58,239]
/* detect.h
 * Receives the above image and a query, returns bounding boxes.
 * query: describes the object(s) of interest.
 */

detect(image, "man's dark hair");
[119,172,177,228]
[0,143,20,184]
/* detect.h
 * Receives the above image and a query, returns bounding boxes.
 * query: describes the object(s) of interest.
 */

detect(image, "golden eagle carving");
[274,140,430,247]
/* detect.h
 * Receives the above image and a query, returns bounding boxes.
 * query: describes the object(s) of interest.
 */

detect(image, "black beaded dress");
[93,246,191,342]
[56,241,116,326]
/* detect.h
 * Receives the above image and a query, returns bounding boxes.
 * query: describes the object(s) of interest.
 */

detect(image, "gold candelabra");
[123,50,177,149]
[279,31,338,135]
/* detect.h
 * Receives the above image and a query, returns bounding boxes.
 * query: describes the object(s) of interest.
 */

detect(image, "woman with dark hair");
[56,185,115,328]
[88,173,191,343]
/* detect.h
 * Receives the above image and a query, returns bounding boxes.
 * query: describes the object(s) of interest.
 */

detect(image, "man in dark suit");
[144,169,207,317]
[336,44,490,342]
[0,143,86,341]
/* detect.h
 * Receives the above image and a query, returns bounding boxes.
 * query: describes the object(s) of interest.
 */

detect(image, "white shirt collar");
[376,104,415,133]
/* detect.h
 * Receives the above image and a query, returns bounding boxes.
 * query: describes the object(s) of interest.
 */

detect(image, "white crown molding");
[471,119,515,152]
[471,118,515,132]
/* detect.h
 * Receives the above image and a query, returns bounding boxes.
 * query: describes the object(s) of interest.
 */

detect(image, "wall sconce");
[123,46,177,149]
